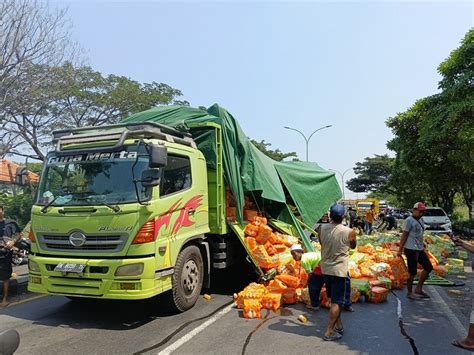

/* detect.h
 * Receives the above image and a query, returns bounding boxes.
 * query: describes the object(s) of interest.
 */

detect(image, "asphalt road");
[1,278,472,355]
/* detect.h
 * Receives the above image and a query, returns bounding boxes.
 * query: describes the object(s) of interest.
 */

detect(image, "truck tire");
[167,245,204,312]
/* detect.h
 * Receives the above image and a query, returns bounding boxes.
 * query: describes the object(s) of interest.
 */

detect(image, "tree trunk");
[460,184,473,222]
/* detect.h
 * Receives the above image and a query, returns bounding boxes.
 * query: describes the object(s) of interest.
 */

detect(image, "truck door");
[154,153,208,266]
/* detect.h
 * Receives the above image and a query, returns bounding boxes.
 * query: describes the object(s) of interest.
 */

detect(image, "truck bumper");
[27,255,172,300]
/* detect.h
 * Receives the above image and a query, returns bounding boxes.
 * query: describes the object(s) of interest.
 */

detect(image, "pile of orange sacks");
[236,217,309,318]
[244,217,299,271]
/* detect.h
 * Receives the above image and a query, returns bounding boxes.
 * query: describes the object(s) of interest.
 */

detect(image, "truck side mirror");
[149,145,167,168]
[15,167,28,186]
[141,169,161,187]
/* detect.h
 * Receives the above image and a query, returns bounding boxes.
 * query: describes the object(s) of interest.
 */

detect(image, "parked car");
[422,207,452,234]
[391,208,410,219]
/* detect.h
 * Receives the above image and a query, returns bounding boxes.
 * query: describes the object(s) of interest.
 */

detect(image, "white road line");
[426,285,467,338]
[396,297,403,319]
[157,304,234,355]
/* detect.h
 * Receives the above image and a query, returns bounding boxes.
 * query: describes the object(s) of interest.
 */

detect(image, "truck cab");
[28,123,213,311]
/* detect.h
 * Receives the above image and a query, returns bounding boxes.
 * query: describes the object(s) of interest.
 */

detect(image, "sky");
[54,0,473,198]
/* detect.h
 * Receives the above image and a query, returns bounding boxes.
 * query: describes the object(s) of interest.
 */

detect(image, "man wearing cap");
[318,203,357,341]
[398,202,433,300]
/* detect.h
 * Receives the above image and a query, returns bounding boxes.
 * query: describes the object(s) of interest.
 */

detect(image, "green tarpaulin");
[122,104,341,225]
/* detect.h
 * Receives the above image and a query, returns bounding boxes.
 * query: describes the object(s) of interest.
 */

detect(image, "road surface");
[1,277,472,355]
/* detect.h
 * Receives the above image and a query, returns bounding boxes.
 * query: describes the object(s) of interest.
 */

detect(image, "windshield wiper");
[40,194,62,213]
[100,202,121,213]
[74,194,122,213]
[40,191,91,213]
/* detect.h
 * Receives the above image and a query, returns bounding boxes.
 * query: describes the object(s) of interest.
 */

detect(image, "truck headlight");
[115,263,144,276]
[29,260,40,272]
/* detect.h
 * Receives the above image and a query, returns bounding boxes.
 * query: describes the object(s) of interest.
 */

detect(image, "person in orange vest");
[365,204,376,235]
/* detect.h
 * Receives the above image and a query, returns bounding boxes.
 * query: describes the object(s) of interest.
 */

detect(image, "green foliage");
[0,192,33,228]
[26,162,44,175]
[250,139,298,161]
[385,29,474,216]
[1,62,187,160]
[346,154,395,194]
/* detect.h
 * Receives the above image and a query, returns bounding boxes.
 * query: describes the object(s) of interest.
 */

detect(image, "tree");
[250,139,298,161]
[346,154,395,194]
[0,0,78,112]
[386,29,474,216]
[0,1,187,160]
[1,63,187,160]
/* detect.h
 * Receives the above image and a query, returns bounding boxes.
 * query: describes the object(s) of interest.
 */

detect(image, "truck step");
[213,261,227,269]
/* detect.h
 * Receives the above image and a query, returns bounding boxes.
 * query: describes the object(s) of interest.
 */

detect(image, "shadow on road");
[0,260,256,331]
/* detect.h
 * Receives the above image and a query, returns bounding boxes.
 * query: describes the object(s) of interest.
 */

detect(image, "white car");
[422,207,452,234]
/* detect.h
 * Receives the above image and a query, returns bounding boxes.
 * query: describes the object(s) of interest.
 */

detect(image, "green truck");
[28,104,340,311]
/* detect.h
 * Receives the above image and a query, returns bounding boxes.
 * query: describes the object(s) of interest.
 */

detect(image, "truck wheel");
[168,245,204,312]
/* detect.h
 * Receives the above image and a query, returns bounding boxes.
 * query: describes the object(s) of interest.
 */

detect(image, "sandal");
[334,326,344,335]
[415,291,430,299]
[452,339,474,351]
[323,333,342,341]
[306,305,320,311]
[344,305,355,312]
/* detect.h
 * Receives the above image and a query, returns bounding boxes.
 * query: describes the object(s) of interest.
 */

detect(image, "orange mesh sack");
[350,287,361,303]
[245,237,257,251]
[319,287,331,308]
[273,244,288,253]
[252,216,268,226]
[266,279,288,293]
[275,274,299,288]
[366,286,389,303]
[267,233,278,244]
[244,224,259,237]
[298,269,309,288]
[297,287,311,305]
[433,265,446,277]
[243,299,262,319]
[358,244,376,254]
[388,257,409,281]
[282,288,297,305]
[244,209,259,222]
[235,283,267,308]
[256,225,273,244]
[261,293,282,311]
[390,278,404,289]
[252,245,270,267]
[279,234,299,247]
[264,242,277,256]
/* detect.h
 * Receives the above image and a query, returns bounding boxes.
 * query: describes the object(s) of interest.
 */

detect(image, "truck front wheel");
[167,245,204,312]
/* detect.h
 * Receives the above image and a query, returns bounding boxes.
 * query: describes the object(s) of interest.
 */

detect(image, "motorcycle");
[1,237,31,266]
[11,247,28,266]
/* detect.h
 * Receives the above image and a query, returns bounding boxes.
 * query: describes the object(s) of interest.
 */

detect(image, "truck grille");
[38,233,128,253]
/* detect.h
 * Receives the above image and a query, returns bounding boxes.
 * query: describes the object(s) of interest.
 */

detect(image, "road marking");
[157,304,233,355]
[3,294,48,308]
[426,285,466,338]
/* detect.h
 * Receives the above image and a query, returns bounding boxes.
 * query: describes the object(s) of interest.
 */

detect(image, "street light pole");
[329,168,353,200]
[284,125,332,162]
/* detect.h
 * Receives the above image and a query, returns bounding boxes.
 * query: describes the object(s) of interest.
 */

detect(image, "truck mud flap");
[226,222,265,279]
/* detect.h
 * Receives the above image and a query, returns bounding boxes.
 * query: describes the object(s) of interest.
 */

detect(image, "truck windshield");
[36,147,152,206]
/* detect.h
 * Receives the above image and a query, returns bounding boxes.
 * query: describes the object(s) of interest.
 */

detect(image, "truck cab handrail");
[53,122,196,153]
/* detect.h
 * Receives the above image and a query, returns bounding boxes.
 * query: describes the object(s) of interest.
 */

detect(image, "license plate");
[54,263,86,273]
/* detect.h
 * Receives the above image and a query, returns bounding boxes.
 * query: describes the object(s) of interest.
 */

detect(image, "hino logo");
[69,232,86,247]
